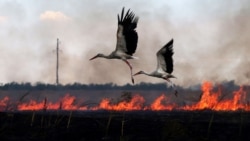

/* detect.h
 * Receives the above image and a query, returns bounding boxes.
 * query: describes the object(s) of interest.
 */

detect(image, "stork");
[89,7,139,84]
[133,39,178,96]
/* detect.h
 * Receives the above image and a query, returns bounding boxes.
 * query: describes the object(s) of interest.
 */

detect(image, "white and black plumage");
[133,39,178,96]
[89,7,139,84]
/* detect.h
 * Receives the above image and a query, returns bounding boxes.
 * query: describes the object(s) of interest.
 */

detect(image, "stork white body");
[89,7,139,84]
[133,39,178,96]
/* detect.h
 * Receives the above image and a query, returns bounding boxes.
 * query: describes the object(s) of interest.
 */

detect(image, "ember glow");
[0,81,249,112]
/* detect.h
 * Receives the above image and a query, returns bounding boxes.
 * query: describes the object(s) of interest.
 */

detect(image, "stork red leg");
[123,60,134,84]
[165,79,178,97]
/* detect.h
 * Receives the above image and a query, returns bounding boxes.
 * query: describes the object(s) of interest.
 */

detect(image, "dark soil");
[0,110,250,141]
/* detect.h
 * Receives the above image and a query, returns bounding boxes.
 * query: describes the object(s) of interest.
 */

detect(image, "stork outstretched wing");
[116,7,138,55]
[156,39,174,74]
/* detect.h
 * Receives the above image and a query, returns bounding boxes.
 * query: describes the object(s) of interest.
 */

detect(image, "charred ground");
[0,81,250,140]
[1,110,250,141]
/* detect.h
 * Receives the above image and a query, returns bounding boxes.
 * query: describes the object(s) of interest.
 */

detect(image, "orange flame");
[0,81,250,112]
[0,96,9,111]
[17,94,87,111]
[18,100,45,111]
[183,81,218,110]
[214,86,249,111]
[96,94,145,111]
[183,81,250,111]
[150,94,176,111]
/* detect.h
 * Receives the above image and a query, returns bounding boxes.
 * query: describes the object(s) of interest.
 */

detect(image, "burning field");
[0,81,250,141]
[0,81,249,112]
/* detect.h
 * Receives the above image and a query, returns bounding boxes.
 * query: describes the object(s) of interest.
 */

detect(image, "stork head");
[89,53,104,61]
[133,71,145,76]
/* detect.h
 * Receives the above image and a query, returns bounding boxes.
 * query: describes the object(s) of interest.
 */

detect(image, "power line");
[56,38,59,85]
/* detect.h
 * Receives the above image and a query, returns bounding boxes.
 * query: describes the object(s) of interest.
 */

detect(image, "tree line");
[0,80,243,92]
[0,81,172,91]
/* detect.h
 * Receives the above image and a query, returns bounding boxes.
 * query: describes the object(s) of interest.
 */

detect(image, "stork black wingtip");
[121,7,125,21]
[167,39,174,46]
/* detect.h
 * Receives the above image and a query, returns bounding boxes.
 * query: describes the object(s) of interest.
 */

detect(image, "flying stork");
[133,39,178,96]
[89,7,139,84]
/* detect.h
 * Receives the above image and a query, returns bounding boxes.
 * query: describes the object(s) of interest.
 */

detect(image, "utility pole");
[56,38,59,85]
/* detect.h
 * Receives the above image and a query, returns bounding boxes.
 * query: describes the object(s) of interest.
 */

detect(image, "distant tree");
[0,80,246,91]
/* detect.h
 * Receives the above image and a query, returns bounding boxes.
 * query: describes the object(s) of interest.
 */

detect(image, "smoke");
[166,0,250,87]
[0,0,249,87]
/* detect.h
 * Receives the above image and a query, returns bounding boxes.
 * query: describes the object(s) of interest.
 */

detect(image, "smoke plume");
[0,0,249,87]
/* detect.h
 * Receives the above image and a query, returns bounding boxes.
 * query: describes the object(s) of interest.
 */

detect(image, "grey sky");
[0,0,249,87]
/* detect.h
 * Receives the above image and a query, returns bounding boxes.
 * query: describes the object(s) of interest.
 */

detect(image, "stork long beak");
[89,55,98,61]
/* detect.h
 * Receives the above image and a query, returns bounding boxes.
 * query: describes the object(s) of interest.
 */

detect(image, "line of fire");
[0,81,249,112]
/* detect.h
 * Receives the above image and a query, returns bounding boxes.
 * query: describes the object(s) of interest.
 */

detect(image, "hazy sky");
[0,0,249,87]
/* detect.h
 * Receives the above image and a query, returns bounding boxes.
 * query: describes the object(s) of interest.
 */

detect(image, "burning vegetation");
[1,81,250,141]
[0,81,249,112]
